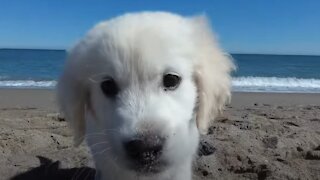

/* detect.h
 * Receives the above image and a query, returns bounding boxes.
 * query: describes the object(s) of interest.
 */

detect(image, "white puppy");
[58,12,234,180]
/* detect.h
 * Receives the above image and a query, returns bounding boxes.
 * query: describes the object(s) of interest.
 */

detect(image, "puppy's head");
[58,12,234,174]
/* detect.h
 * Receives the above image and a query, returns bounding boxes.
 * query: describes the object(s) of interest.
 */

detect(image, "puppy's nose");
[123,136,164,164]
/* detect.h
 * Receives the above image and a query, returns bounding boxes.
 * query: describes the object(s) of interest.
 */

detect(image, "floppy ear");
[191,15,235,134]
[57,49,89,146]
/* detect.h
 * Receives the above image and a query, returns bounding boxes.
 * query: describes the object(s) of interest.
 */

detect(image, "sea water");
[0,49,320,93]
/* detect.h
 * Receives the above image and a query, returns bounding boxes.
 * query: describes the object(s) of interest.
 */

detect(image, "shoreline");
[0,88,319,111]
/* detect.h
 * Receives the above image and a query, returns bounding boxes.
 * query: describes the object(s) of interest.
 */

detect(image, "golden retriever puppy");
[58,12,234,180]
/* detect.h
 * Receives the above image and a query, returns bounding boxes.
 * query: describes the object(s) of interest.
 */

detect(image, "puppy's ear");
[57,49,89,146]
[191,15,235,134]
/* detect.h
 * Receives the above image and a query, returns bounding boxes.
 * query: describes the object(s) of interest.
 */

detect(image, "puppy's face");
[58,12,233,175]
[87,32,199,173]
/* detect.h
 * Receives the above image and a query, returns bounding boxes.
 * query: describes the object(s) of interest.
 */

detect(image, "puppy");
[58,12,234,180]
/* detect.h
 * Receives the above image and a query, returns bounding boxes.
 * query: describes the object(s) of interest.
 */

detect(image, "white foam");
[232,77,320,93]
[1,77,320,93]
[0,80,57,88]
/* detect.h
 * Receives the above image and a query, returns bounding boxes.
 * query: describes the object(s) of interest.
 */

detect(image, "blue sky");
[0,0,319,55]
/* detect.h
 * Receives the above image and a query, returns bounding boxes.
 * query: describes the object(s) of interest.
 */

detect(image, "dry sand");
[0,89,319,180]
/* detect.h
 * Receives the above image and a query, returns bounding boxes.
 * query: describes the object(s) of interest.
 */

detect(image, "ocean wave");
[0,80,57,88]
[232,77,320,93]
[0,77,320,93]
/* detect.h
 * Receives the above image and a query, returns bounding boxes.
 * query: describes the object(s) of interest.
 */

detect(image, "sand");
[0,89,319,180]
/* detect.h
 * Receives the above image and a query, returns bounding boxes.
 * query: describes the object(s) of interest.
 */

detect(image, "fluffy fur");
[58,12,234,180]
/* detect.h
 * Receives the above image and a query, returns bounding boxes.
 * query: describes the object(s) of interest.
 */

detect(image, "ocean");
[0,49,320,93]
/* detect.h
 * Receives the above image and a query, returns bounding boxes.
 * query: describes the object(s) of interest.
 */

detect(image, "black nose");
[123,136,164,164]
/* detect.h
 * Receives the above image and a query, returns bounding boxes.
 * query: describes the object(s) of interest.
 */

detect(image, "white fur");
[58,12,234,180]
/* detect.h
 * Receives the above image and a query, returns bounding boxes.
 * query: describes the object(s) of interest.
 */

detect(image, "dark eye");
[101,78,119,97]
[163,73,181,90]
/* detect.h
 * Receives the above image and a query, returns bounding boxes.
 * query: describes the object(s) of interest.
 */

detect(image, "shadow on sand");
[10,156,96,180]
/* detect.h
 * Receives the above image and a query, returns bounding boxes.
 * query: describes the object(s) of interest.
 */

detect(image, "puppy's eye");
[101,78,119,97]
[163,73,181,90]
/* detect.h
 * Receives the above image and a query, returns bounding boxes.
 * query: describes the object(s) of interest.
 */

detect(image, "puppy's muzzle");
[123,135,165,166]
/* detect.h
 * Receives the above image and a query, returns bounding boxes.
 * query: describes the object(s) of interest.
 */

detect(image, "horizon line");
[1,47,320,56]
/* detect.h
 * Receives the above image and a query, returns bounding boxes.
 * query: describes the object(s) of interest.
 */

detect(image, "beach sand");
[1,89,319,179]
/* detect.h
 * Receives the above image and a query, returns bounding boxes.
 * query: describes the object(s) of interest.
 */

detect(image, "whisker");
[74,128,119,142]
[91,147,112,157]
[88,141,109,149]
[73,133,108,143]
